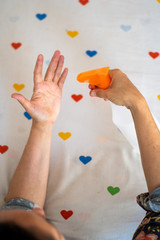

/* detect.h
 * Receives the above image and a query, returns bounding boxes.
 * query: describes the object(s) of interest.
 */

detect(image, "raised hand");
[11,50,68,126]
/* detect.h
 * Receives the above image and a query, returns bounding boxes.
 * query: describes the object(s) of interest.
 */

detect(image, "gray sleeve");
[1,198,35,211]
[136,186,160,212]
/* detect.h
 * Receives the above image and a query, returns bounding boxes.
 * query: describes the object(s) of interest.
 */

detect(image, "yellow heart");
[157,95,160,100]
[13,83,25,92]
[58,132,71,140]
[157,0,160,3]
[4,197,6,203]
[67,31,79,38]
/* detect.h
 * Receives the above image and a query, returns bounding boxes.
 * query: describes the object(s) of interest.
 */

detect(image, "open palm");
[11,51,68,126]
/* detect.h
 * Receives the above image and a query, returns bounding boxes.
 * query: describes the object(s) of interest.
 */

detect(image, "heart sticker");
[120,25,131,32]
[149,52,159,59]
[36,13,47,21]
[60,210,73,220]
[13,83,25,92]
[86,50,97,57]
[71,94,83,102]
[79,156,92,165]
[11,42,22,50]
[107,186,120,196]
[157,0,160,3]
[0,145,9,154]
[45,60,50,66]
[58,132,71,140]
[157,95,160,100]
[79,0,89,5]
[67,31,79,38]
[24,112,32,120]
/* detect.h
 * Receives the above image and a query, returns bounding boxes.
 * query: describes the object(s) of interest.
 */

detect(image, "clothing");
[2,198,42,211]
[133,186,160,240]
[2,187,160,239]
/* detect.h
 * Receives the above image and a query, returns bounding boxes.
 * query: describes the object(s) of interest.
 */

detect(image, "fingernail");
[91,91,96,97]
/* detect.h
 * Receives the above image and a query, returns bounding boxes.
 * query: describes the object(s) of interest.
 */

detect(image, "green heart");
[107,186,120,196]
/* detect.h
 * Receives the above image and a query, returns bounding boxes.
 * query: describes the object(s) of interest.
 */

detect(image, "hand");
[89,69,144,109]
[11,50,68,126]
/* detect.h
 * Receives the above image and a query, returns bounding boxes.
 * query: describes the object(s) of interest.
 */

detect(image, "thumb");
[90,88,111,99]
[11,93,32,113]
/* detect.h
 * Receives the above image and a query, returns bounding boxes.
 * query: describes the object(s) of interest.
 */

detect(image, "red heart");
[149,52,159,59]
[0,145,9,154]
[60,210,73,220]
[71,94,83,102]
[11,42,22,50]
[79,0,89,5]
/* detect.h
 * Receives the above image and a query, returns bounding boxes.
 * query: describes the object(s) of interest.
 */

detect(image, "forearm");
[130,98,160,194]
[6,121,52,208]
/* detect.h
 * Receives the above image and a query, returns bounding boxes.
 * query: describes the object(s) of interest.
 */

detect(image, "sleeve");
[132,186,160,240]
[136,186,160,213]
[1,198,41,211]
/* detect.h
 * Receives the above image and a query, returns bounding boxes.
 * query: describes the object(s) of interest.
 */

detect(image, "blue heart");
[86,50,97,57]
[120,25,131,32]
[24,112,32,120]
[36,13,47,21]
[45,60,50,66]
[79,156,92,165]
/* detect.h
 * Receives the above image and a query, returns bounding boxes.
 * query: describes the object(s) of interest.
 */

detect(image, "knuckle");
[110,68,122,77]
[114,68,121,73]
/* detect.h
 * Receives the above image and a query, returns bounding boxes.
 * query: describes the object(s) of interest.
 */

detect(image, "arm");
[130,98,160,194]
[89,69,160,194]
[6,122,52,208]
[6,51,68,208]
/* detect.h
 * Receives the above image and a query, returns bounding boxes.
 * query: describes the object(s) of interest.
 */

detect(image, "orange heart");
[58,132,71,140]
[157,95,160,100]
[13,83,25,92]
[67,31,79,38]
[157,0,160,3]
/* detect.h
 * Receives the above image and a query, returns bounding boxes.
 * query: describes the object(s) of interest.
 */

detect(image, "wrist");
[127,95,146,111]
[31,120,53,132]
[129,96,147,113]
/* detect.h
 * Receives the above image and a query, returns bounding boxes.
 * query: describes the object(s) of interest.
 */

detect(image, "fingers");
[44,50,61,82]
[34,54,43,84]
[58,68,68,89]
[90,88,110,99]
[53,55,64,83]
[11,93,32,113]
[88,84,99,90]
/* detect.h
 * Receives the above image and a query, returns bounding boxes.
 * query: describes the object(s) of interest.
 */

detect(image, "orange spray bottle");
[76,67,111,89]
